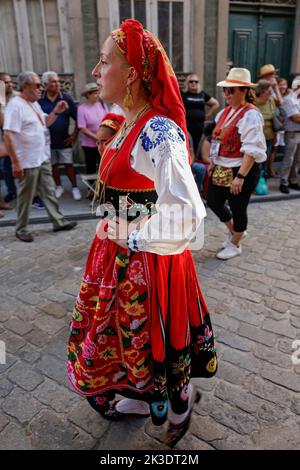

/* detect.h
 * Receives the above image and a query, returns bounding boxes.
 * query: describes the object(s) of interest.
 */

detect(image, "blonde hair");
[183,74,201,93]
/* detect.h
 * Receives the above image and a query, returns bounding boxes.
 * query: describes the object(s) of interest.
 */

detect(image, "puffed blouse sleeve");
[127,116,206,255]
[238,109,267,163]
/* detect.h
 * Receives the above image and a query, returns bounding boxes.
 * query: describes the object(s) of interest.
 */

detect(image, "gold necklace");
[113,103,152,149]
[94,102,152,208]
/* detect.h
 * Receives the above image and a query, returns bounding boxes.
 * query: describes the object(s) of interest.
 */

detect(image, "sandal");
[163,386,201,448]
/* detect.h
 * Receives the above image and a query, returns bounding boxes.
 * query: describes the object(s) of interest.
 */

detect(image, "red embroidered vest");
[98,108,159,212]
[212,104,255,159]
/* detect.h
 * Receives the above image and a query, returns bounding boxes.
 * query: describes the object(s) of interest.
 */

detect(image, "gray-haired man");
[39,71,81,201]
[3,71,77,242]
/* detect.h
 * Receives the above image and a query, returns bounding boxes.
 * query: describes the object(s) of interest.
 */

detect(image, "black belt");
[97,184,157,221]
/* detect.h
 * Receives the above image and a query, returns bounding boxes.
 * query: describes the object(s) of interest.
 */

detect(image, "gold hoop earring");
[123,86,134,110]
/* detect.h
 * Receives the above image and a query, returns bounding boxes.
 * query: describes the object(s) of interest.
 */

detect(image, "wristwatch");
[236,173,245,180]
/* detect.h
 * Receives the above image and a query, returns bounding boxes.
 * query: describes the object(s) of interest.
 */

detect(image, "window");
[0,0,21,73]
[110,0,192,72]
[27,0,64,73]
[158,1,184,71]
[119,0,146,25]
[0,0,70,74]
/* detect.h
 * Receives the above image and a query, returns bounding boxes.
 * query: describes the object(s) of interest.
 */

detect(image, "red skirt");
[67,231,217,400]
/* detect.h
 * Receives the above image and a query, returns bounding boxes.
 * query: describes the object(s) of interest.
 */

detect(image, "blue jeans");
[0,156,17,196]
[191,162,206,191]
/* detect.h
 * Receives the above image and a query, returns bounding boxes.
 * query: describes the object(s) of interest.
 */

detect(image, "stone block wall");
[81,0,100,79]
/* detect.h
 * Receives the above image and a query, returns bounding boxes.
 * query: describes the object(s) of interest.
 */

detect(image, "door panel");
[262,17,294,78]
[228,12,294,81]
[228,14,258,79]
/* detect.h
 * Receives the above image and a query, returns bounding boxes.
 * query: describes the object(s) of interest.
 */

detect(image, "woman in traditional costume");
[67,19,217,447]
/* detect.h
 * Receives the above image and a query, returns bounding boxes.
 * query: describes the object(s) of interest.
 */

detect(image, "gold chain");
[94,103,152,208]
[114,102,152,149]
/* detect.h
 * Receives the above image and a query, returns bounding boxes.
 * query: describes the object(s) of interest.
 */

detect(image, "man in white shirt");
[4,71,77,242]
[0,72,18,205]
[280,78,300,193]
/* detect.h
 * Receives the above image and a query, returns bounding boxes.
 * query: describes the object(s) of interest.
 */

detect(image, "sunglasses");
[32,83,43,89]
[223,87,237,95]
[189,80,199,84]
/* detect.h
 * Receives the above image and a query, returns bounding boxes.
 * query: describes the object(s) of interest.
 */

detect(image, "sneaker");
[222,231,247,248]
[279,184,290,194]
[216,242,242,260]
[72,187,82,201]
[115,398,150,417]
[32,196,44,210]
[55,186,64,199]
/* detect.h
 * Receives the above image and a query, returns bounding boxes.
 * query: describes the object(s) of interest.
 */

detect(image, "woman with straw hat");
[207,68,267,260]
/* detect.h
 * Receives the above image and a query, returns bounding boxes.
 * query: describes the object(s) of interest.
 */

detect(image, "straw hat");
[81,82,98,97]
[259,64,278,78]
[217,68,256,88]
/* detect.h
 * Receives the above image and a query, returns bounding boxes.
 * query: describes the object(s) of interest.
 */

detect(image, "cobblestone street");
[0,199,300,450]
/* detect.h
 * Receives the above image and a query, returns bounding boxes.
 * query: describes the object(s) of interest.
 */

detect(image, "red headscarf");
[111,19,189,146]
[99,113,125,132]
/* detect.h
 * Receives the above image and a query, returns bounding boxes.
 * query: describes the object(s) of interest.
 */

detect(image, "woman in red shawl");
[67,20,217,447]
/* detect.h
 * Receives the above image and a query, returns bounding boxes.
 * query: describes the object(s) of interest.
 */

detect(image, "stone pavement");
[0,199,300,450]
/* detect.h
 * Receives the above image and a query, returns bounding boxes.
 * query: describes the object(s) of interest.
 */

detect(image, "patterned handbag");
[212,165,234,187]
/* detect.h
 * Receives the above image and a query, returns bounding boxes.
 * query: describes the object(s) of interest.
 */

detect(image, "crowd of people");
[0,69,125,232]
[182,64,300,197]
[1,62,299,227]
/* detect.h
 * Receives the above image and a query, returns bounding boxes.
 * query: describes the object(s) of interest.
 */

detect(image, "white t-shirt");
[3,95,50,169]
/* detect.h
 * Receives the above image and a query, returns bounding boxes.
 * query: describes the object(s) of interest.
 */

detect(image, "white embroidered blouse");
[211,107,267,167]
[110,115,206,255]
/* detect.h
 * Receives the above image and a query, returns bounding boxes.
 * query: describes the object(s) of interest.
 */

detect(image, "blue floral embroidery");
[140,116,185,152]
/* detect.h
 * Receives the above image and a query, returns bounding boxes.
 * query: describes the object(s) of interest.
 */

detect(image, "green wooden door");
[260,16,294,79]
[228,14,258,79]
[228,4,295,82]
